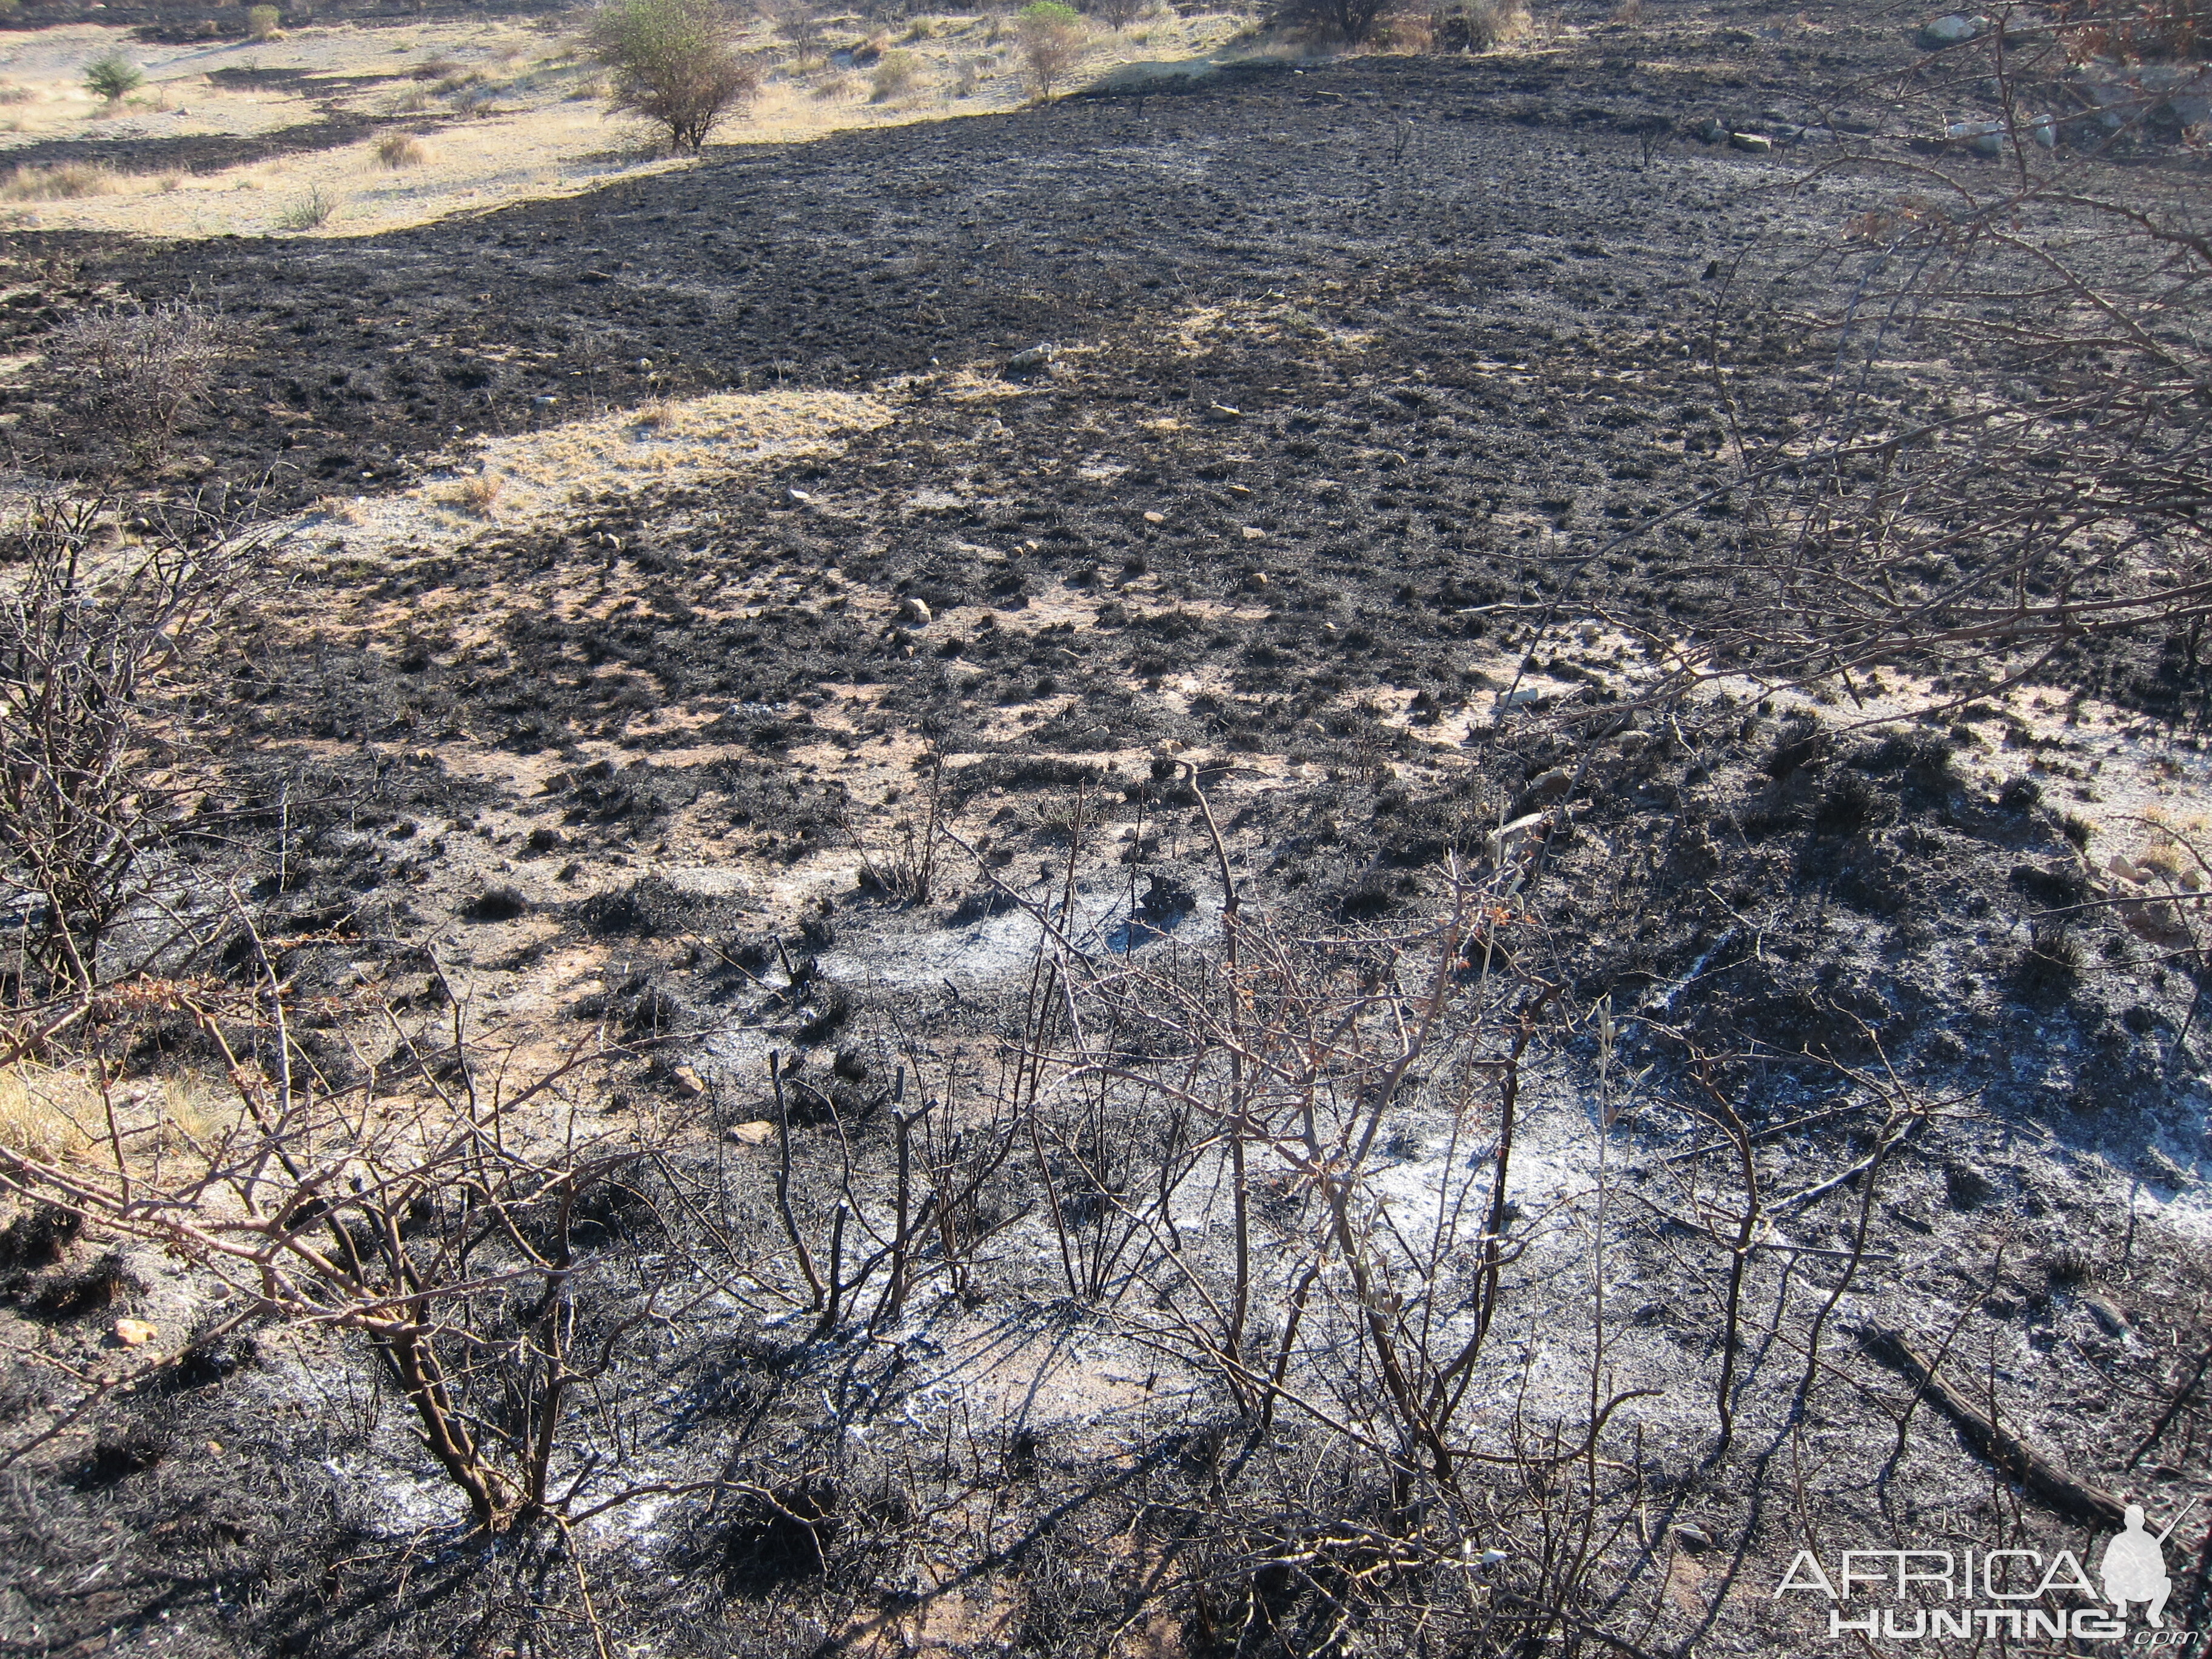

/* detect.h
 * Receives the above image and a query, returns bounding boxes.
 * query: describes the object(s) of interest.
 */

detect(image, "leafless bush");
[0,498,263,1007]
[0,974,706,1539]
[50,301,248,466]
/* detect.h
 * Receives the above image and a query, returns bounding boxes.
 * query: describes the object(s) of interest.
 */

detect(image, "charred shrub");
[723,1475,842,1590]
[1764,716,1831,782]
[467,883,530,921]
[1814,771,1900,837]
[1850,730,1960,812]
[0,1203,82,1273]
[76,1425,170,1487]
[22,1248,136,1321]
[2011,922,2082,1004]
[2010,859,2090,910]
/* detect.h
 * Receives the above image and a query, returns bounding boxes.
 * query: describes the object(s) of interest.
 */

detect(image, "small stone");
[1919,12,1980,44]
[1245,570,1269,588]
[1240,525,1267,541]
[1005,342,1056,372]
[2083,1294,2130,1336]
[1206,401,1242,419]
[1673,1524,1715,1553]
[113,1318,156,1348]
[1142,510,1165,525]
[637,357,654,372]
[669,1064,706,1098]
[1695,116,1728,143]
[787,488,812,503]
[1729,131,1773,153]
[206,1440,223,1456]
[725,1120,777,1146]
[898,595,933,625]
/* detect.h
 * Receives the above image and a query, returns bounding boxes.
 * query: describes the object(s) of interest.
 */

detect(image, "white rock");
[1920,13,1980,44]
[1729,131,1773,153]
[898,595,933,625]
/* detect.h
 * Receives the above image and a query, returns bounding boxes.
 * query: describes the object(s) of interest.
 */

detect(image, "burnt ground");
[3,5,2212,1657]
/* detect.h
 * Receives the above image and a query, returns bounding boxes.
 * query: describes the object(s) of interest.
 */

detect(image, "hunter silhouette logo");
[2102,1497,2200,1628]
[1776,1496,2207,1641]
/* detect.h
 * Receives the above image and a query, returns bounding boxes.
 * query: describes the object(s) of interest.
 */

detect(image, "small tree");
[246,4,281,39]
[82,53,143,103]
[1017,1,1086,97]
[591,0,757,153]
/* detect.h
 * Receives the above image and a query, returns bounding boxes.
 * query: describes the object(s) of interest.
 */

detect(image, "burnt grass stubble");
[4,12,2212,1658]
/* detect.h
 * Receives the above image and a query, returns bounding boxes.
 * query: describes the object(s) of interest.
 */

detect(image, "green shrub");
[247,4,281,40]
[83,53,144,102]
[589,0,756,153]
[1016,0,1085,96]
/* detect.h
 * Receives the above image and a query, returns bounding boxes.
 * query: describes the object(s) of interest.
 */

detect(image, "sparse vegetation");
[867,47,921,100]
[275,183,335,230]
[246,3,281,41]
[0,163,118,201]
[589,0,757,152]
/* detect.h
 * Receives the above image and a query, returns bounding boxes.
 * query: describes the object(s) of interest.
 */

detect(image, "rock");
[2026,112,2058,147]
[787,488,812,503]
[1509,766,1575,819]
[668,1064,707,1098]
[113,1318,156,1348]
[1729,130,1773,153]
[1673,1524,1715,1553]
[1919,13,1980,44]
[1205,402,1242,420]
[2083,1293,2131,1337]
[1245,569,1269,589]
[1239,526,1267,541]
[1142,510,1165,524]
[1694,116,1728,143]
[1005,342,1056,372]
[725,1120,777,1146]
[897,595,933,625]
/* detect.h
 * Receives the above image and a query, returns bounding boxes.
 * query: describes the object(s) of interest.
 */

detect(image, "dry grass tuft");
[452,472,506,516]
[375,132,430,169]
[1,163,118,201]
[0,1065,99,1164]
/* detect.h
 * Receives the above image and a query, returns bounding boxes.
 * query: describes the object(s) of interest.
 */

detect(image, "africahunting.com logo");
[1777,1498,2202,1643]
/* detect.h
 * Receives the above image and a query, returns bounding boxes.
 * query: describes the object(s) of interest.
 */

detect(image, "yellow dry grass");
[0,1062,232,1168]
[400,387,895,529]
[0,10,1256,241]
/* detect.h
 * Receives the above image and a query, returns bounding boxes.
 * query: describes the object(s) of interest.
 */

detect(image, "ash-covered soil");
[3,7,2211,1657]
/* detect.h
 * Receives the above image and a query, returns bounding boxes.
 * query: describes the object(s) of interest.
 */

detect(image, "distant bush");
[1275,0,1406,43]
[276,183,335,230]
[1431,0,1527,48]
[82,53,144,103]
[1086,0,1142,31]
[247,4,281,40]
[375,132,427,167]
[589,0,757,153]
[0,81,34,106]
[1016,1,1086,96]
[0,163,117,200]
[868,48,920,100]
